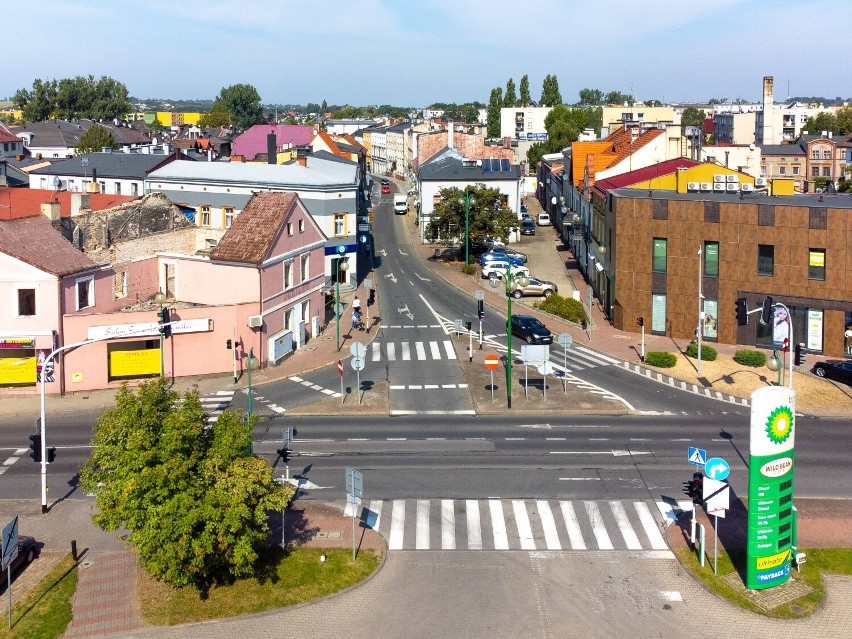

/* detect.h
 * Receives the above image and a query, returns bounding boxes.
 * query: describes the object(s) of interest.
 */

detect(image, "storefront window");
[107,340,160,382]
[704,242,719,277]
[808,249,825,280]
[651,293,666,334]
[652,238,667,273]
[755,305,823,354]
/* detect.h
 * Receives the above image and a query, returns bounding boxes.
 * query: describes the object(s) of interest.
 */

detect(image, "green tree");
[681,107,706,127]
[15,75,130,122]
[75,124,118,155]
[804,112,837,136]
[578,88,604,106]
[333,105,362,119]
[14,78,57,122]
[487,87,503,138]
[526,106,602,169]
[605,91,632,105]
[504,78,517,108]
[211,83,264,130]
[540,74,562,107]
[425,185,519,246]
[198,108,231,128]
[519,75,531,107]
[79,379,290,590]
[149,117,165,133]
[834,105,852,134]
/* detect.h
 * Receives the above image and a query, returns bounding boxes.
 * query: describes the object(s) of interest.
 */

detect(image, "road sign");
[688,447,707,466]
[283,426,293,446]
[351,357,365,371]
[359,234,368,244]
[703,477,730,517]
[1,516,19,572]
[537,361,554,375]
[474,290,485,301]
[705,457,730,481]
[345,467,363,498]
[337,359,344,376]
[364,279,372,290]
[520,344,550,364]
[349,342,366,358]
[336,244,346,254]
[484,354,500,370]
[557,332,573,348]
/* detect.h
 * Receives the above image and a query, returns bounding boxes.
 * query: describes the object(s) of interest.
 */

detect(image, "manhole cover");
[313,531,343,540]
[80,560,94,568]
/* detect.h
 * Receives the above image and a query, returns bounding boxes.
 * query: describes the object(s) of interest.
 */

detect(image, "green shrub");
[734,349,767,367]
[685,342,717,361]
[461,263,477,276]
[535,294,587,324]
[646,351,677,368]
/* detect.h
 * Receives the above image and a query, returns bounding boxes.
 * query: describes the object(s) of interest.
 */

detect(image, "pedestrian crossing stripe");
[342,498,670,552]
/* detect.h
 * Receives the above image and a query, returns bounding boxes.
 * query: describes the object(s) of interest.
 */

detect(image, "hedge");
[685,342,717,361]
[646,351,677,368]
[734,349,767,367]
[535,294,586,324]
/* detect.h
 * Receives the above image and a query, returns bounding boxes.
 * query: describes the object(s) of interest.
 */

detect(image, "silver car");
[510,277,557,298]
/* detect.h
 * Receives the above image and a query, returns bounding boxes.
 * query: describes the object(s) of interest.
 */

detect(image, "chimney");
[761,76,774,145]
[267,132,277,164]
[71,193,91,216]
[447,120,454,150]
[503,136,511,149]
[41,201,61,221]
[297,156,307,167]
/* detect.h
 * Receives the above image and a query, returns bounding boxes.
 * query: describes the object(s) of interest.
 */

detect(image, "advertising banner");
[109,348,160,378]
[747,386,796,590]
[0,356,37,385]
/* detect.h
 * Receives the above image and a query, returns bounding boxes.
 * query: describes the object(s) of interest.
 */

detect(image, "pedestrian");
[352,296,361,314]
[351,309,361,332]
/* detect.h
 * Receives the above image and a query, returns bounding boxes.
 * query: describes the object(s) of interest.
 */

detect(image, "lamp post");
[153,289,166,377]
[334,258,349,352]
[247,346,254,454]
[767,349,783,386]
[459,189,475,268]
[697,245,703,375]
[503,264,529,409]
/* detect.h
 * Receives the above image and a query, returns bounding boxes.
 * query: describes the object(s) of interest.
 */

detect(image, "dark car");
[510,314,553,344]
[813,360,852,385]
[2,536,38,582]
[380,178,389,185]
[521,218,535,235]
[480,251,525,267]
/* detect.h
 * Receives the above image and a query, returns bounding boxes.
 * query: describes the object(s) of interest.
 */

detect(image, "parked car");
[537,213,551,226]
[500,246,528,263]
[2,536,38,581]
[482,262,530,280]
[521,218,536,235]
[510,277,557,298]
[510,314,553,344]
[381,184,391,194]
[479,251,525,267]
[520,201,528,215]
[812,360,852,385]
[393,194,408,214]
[380,178,389,185]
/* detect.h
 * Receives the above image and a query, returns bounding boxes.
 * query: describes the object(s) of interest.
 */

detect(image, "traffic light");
[637,316,644,328]
[277,446,291,464]
[47,447,56,463]
[477,300,484,319]
[160,307,172,337]
[760,296,773,325]
[28,434,41,463]
[465,321,472,333]
[736,297,748,326]
[691,472,703,505]
[794,343,806,366]
[226,339,232,349]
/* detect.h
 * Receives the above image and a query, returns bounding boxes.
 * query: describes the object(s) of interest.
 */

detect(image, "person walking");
[352,296,361,314]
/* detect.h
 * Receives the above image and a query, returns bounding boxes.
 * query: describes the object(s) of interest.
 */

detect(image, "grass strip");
[0,554,77,639]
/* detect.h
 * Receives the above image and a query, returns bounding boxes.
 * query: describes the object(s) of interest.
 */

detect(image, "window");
[67,179,75,191]
[131,183,138,196]
[808,248,825,280]
[76,276,94,310]
[758,244,774,276]
[779,166,786,175]
[704,241,719,277]
[300,253,309,282]
[224,208,234,228]
[18,289,36,316]
[287,222,293,236]
[823,150,831,159]
[201,206,210,226]
[652,238,667,273]
[811,167,819,177]
[283,260,293,289]
[812,150,819,159]
[760,166,767,175]
[793,166,799,175]
[115,182,121,195]
[98,181,105,192]
[823,167,832,177]
[651,294,666,334]
[298,219,305,233]
[334,213,345,236]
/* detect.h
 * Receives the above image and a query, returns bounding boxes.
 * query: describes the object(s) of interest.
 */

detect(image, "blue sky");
[7,0,852,107]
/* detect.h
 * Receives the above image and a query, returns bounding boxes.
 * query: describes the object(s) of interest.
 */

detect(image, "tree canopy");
[681,107,706,127]
[13,75,131,122]
[526,106,602,169]
[75,124,118,155]
[79,378,290,590]
[211,83,265,130]
[487,87,503,138]
[519,75,531,107]
[425,184,519,246]
[504,79,517,108]
[804,106,852,136]
[540,74,562,107]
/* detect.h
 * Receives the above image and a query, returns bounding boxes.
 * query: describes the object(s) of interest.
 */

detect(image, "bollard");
[71,539,77,561]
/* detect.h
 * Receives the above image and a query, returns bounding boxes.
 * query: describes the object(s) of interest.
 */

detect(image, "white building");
[499,107,551,141]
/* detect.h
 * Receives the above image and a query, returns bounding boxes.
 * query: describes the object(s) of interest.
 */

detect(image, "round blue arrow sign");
[704,457,730,481]
[336,244,347,254]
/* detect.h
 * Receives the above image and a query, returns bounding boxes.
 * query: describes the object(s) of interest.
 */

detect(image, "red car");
[381,184,391,194]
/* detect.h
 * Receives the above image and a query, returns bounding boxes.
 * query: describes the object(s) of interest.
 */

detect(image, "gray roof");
[30,151,185,179]
[387,123,411,133]
[0,160,29,187]
[147,157,358,191]
[759,144,805,156]
[419,155,521,182]
[156,190,253,209]
[613,188,852,209]
[311,149,357,165]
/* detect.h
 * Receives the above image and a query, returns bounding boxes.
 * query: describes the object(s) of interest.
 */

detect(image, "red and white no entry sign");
[337,359,344,375]
[484,354,500,370]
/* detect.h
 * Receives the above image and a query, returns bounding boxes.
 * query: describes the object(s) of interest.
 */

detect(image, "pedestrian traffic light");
[277,446,291,464]
[637,316,644,328]
[736,297,748,326]
[477,300,484,319]
[226,339,232,349]
[47,447,56,463]
[160,307,172,337]
[760,296,773,325]
[465,321,472,333]
[794,342,806,366]
[28,434,41,463]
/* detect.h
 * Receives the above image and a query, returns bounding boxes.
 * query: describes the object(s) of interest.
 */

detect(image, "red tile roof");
[210,192,298,264]
[0,188,135,220]
[0,215,96,276]
[593,158,701,190]
[0,127,20,143]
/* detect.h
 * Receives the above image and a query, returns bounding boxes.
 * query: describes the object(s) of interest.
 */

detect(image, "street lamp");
[503,264,529,409]
[766,349,782,386]
[154,289,166,377]
[459,189,475,268]
[334,258,349,352]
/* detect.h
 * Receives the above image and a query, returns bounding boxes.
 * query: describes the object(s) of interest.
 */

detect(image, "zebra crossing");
[343,498,671,552]
[199,390,235,424]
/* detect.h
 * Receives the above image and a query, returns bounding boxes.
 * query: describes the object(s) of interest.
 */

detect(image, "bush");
[461,263,477,276]
[535,294,587,324]
[734,349,767,367]
[685,342,717,361]
[646,351,677,368]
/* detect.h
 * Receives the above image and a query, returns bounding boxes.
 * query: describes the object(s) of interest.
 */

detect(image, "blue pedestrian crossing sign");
[688,447,707,466]
[705,457,730,480]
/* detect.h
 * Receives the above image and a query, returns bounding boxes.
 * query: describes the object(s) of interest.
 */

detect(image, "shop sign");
[87,319,212,341]
[0,338,35,349]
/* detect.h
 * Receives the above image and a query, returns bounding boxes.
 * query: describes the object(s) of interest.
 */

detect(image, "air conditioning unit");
[247,315,263,328]
[726,183,739,192]
[713,183,726,192]
[740,183,754,192]
[726,174,739,183]
[713,174,726,183]
[687,182,700,191]
[754,177,767,187]
[700,182,712,191]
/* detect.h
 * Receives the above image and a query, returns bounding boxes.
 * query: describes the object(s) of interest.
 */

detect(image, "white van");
[393,194,408,214]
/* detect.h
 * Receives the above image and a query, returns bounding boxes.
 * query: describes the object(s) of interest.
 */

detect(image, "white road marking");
[442,500,456,550]
[367,500,383,530]
[443,340,457,360]
[610,501,642,550]
[466,499,482,550]
[537,500,561,550]
[386,343,396,361]
[372,342,381,361]
[416,500,430,549]
[513,500,536,550]
[401,341,411,361]
[585,501,614,550]
[659,591,683,602]
[489,500,509,550]
[389,500,406,550]
[635,501,668,550]
[560,501,586,549]
[415,342,427,360]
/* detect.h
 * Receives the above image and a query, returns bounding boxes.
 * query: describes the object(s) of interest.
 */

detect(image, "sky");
[6,0,852,108]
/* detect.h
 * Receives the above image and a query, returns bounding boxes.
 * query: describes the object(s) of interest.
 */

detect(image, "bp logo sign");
[765,405,794,444]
